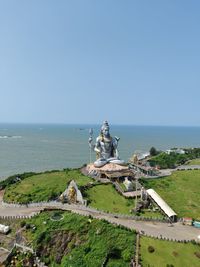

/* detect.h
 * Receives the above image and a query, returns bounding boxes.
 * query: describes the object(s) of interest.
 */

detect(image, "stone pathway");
[0,191,200,242]
[0,247,10,264]
[70,208,200,242]
[123,191,141,197]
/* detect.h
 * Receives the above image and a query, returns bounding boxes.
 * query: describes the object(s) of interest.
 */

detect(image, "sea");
[0,123,200,180]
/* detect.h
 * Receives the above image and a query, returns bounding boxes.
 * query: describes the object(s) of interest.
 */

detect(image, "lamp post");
[135,178,138,212]
[135,167,139,212]
[88,128,93,163]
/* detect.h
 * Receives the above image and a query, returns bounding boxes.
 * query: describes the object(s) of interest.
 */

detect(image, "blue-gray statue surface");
[89,121,125,167]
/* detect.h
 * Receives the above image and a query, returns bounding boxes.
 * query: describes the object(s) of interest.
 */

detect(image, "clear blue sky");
[0,1,200,126]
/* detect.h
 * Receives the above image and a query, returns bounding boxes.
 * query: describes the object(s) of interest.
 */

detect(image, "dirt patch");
[194,251,200,259]
[172,251,178,257]
[36,230,85,264]
[0,191,5,201]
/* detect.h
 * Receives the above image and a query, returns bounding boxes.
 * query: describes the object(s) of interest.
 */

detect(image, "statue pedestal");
[84,163,134,180]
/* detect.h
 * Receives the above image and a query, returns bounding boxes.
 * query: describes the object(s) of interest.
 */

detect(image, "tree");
[150,147,158,156]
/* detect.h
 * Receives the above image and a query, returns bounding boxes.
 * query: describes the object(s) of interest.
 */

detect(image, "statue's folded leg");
[108,159,126,165]
[94,159,108,168]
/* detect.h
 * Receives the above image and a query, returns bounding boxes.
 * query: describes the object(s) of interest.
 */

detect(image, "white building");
[0,224,10,234]
[166,148,185,155]
[137,152,150,160]
[123,177,133,191]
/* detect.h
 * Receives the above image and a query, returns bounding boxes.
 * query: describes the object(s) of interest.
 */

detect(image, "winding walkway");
[176,165,200,170]
[0,191,200,242]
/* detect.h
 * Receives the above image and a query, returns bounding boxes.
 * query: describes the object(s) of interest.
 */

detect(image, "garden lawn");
[86,184,135,214]
[140,236,200,267]
[4,169,92,203]
[141,170,200,219]
[187,158,200,165]
[138,209,165,220]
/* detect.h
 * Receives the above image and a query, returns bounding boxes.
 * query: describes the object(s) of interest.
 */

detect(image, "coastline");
[0,124,200,180]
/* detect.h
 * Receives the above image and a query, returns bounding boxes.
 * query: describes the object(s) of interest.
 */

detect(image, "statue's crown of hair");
[101,120,109,131]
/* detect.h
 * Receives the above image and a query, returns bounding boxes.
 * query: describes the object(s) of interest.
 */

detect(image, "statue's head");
[101,121,110,137]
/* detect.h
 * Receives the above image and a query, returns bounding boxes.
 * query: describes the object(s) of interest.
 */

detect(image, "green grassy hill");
[3,169,92,203]
[5,211,136,267]
[140,236,200,267]
[141,170,200,219]
[85,184,135,214]
[186,158,200,165]
[3,169,164,218]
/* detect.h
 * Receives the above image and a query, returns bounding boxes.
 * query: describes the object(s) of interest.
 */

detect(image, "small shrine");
[123,177,133,191]
[59,180,85,205]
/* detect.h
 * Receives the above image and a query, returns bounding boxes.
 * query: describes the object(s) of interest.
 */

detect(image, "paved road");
[69,207,200,242]
[0,247,9,264]
[176,165,200,170]
[0,191,200,242]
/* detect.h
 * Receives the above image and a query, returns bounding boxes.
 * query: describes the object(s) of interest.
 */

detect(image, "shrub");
[194,251,200,259]
[49,190,57,200]
[172,251,178,257]
[191,239,197,245]
[108,247,121,259]
[148,245,155,253]
[122,249,131,261]
[25,223,31,229]
[44,257,50,265]
[20,221,26,228]
[37,232,46,244]
[84,247,91,254]
[150,147,159,156]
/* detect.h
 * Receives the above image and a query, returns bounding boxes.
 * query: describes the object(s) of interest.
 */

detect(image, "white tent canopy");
[146,189,177,220]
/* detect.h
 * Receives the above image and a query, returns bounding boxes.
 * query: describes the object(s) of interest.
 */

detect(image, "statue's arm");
[113,137,120,158]
[94,137,101,153]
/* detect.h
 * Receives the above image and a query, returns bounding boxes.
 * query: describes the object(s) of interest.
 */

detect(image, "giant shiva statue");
[89,121,125,168]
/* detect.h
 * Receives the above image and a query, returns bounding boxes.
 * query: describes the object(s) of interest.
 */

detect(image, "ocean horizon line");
[0,122,200,128]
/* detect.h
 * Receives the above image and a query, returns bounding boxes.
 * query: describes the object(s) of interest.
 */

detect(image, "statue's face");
[102,127,110,137]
